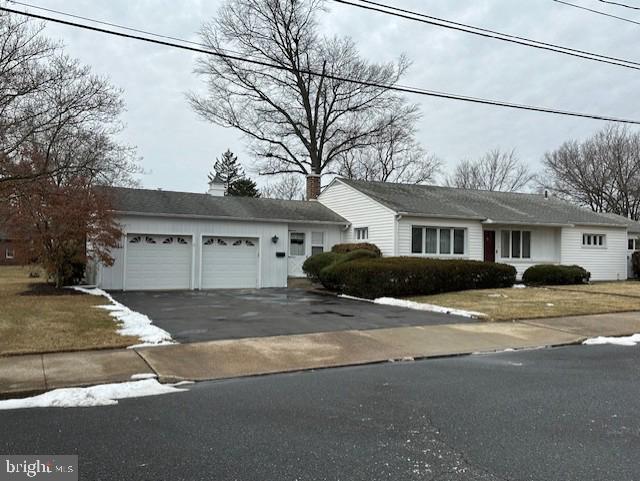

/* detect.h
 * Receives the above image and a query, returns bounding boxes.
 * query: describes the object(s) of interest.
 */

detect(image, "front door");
[484,230,496,262]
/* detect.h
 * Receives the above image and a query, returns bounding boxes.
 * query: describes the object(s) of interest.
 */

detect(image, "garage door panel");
[125,235,192,290]
[201,237,258,289]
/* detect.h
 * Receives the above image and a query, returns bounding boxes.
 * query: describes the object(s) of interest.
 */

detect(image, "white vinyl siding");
[98,215,343,289]
[318,181,397,255]
[561,225,627,281]
[399,217,483,259]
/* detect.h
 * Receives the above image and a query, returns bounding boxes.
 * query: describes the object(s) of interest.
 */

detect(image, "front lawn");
[409,286,640,321]
[0,266,138,356]
[549,281,640,298]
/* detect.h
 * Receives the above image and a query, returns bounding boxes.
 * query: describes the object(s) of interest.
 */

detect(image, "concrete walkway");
[2,312,640,398]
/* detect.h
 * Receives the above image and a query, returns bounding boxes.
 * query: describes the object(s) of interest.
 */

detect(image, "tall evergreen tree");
[228,177,260,197]
[209,149,244,192]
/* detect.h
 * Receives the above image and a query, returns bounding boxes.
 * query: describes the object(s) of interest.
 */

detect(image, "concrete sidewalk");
[2,312,640,398]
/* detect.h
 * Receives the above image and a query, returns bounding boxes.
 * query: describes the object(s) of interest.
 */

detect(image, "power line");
[554,0,640,25]
[5,0,264,63]
[2,5,640,125]
[599,0,640,10]
[332,0,640,71]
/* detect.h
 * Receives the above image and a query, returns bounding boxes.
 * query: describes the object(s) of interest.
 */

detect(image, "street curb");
[140,335,590,385]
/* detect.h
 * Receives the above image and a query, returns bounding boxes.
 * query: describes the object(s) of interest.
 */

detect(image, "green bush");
[303,249,379,283]
[302,252,341,282]
[331,242,382,257]
[632,251,640,278]
[522,264,591,286]
[320,257,517,299]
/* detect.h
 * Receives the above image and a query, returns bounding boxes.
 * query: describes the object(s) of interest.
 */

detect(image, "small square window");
[354,227,368,241]
[5,248,15,259]
[290,232,305,256]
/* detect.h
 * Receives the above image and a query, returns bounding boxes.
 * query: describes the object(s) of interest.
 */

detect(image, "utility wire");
[2,5,640,125]
[332,0,640,70]
[599,0,640,10]
[5,0,264,63]
[554,0,640,25]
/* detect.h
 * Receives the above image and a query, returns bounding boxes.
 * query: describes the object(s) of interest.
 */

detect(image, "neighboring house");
[0,229,17,266]
[94,178,347,291]
[600,213,640,278]
[318,178,632,281]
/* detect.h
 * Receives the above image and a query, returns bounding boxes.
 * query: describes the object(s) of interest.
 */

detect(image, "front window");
[412,226,465,256]
[501,230,531,259]
[5,248,14,259]
[354,227,368,240]
[582,233,605,248]
[289,232,305,256]
[311,232,324,256]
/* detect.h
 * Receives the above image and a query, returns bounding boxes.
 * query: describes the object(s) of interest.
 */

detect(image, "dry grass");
[409,286,640,321]
[549,281,640,298]
[0,266,138,356]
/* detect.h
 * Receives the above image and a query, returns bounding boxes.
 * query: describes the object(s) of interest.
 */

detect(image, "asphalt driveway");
[110,288,472,343]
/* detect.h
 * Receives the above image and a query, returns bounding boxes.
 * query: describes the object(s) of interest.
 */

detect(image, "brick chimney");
[306,174,321,200]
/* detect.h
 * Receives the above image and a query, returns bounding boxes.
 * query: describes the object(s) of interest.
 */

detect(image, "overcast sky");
[23,0,640,193]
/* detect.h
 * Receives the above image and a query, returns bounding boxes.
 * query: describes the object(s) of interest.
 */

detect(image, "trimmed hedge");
[319,257,517,299]
[331,242,382,257]
[302,249,379,282]
[522,264,591,286]
[302,252,341,282]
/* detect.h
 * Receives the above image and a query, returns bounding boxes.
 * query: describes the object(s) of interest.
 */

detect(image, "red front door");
[484,231,496,262]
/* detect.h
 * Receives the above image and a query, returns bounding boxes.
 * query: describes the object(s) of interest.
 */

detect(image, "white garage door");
[201,236,259,289]
[125,234,192,290]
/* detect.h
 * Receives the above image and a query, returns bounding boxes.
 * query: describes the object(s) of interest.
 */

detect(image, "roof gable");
[338,178,628,228]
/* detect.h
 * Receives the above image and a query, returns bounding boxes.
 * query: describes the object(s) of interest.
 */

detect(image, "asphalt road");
[110,288,471,343]
[1,344,639,481]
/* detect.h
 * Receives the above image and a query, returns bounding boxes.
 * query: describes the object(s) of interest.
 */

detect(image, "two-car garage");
[124,234,259,290]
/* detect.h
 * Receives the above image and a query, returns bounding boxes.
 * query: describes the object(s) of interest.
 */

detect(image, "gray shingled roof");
[101,186,347,224]
[600,213,640,233]
[338,178,629,228]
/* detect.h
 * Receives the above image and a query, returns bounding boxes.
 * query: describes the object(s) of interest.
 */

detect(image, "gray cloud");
[34,0,640,192]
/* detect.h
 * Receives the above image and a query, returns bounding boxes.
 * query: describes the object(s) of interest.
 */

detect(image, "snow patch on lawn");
[512,284,527,289]
[372,297,485,318]
[583,334,640,347]
[0,380,188,410]
[71,286,173,347]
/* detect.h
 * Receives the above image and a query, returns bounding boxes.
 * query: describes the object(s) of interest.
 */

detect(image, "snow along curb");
[71,286,174,347]
[0,379,188,410]
[339,295,486,319]
[583,333,640,346]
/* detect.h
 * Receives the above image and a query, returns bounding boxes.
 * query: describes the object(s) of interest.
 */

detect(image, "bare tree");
[188,0,414,187]
[333,110,440,183]
[0,12,138,190]
[543,124,640,219]
[446,149,535,192]
[261,174,304,200]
